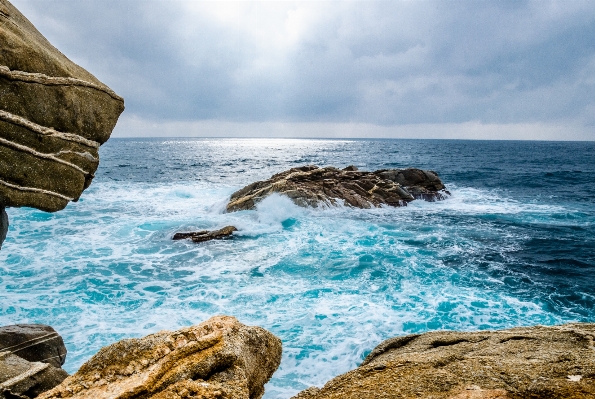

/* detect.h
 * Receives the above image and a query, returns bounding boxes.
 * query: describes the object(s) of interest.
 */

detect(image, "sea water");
[1,138,594,398]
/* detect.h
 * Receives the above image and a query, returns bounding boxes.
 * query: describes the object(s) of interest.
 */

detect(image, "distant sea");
[1,138,594,398]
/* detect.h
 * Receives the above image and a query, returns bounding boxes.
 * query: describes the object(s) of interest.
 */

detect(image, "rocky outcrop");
[0,0,124,247]
[226,166,448,212]
[0,207,6,249]
[0,325,67,369]
[38,316,282,399]
[173,226,238,243]
[0,351,68,399]
[291,323,595,399]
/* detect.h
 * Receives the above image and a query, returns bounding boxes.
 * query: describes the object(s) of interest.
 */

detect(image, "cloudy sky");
[12,0,595,140]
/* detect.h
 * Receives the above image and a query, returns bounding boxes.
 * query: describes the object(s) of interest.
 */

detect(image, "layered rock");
[0,351,68,399]
[227,165,448,212]
[0,324,67,369]
[0,0,124,247]
[173,226,238,243]
[39,316,282,399]
[292,323,595,399]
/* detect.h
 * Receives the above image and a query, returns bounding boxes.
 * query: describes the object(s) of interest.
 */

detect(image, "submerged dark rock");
[227,165,448,212]
[0,0,124,247]
[0,351,68,399]
[0,325,67,368]
[173,226,237,243]
[291,323,595,399]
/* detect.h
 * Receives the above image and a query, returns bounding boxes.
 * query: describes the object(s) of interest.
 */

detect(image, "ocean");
[1,138,594,398]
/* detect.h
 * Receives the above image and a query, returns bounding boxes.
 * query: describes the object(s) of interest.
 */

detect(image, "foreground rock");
[0,0,124,247]
[0,325,67,368]
[0,351,68,399]
[39,316,282,399]
[292,323,595,399]
[227,166,448,212]
[173,226,238,243]
[0,207,6,249]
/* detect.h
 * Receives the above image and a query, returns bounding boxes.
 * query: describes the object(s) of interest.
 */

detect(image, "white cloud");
[9,0,595,139]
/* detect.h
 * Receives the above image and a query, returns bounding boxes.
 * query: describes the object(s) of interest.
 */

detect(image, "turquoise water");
[1,138,594,398]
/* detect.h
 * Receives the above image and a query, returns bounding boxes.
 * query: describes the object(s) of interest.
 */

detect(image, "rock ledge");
[292,323,595,399]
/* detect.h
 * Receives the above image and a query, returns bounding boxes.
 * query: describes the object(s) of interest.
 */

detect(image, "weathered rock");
[291,323,595,399]
[173,226,238,243]
[0,351,68,399]
[0,324,67,368]
[0,0,124,217]
[0,206,6,249]
[39,316,282,399]
[227,165,448,212]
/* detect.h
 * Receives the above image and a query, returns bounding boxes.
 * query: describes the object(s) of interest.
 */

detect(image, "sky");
[11,0,595,140]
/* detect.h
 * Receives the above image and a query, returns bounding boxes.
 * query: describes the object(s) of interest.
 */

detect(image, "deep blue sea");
[1,138,594,398]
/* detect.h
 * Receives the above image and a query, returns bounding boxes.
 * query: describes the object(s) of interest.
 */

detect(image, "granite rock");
[227,165,448,212]
[173,226,238,243]
[0,324,67,368]
[38,316,282,399]
[0,351,68,399]
[291,323,595,399]
[0,0,124,217]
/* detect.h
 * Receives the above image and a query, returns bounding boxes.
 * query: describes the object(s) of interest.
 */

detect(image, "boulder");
[291,323,595,399]
[0,324,67,368]
[0,207,6,249]
[0,0,124,244]
[227,165,448,212]
[38,316,282,399]
[173,226,238,243]
[0,351,68,399]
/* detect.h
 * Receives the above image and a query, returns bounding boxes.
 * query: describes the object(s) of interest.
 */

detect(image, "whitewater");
[1,138,594,398]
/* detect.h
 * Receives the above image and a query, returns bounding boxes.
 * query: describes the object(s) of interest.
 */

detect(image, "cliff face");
[0,0,124,247]
[292,323,595,399]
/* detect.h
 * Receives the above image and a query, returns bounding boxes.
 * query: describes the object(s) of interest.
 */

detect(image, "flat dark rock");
[173,226,237,243]
[0,351,68,399]
[227,165,449,212]
[0,324,67,368]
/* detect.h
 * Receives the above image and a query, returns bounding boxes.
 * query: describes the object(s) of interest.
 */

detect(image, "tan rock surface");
[38,316,282,399]
[227,165,448,212]
[0,0,124,215]
[291,323,595,399]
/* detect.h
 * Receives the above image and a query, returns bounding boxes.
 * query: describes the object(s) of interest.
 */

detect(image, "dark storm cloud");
[10,0,595,133]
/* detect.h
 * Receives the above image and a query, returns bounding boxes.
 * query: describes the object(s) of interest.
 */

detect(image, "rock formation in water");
[227,165,448,212]
[0,351,69,399]
[291,323,595,399]
[173,226,238,243]
[0,325,67,369]
[38,316,282,399]
[0,0,124,248]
